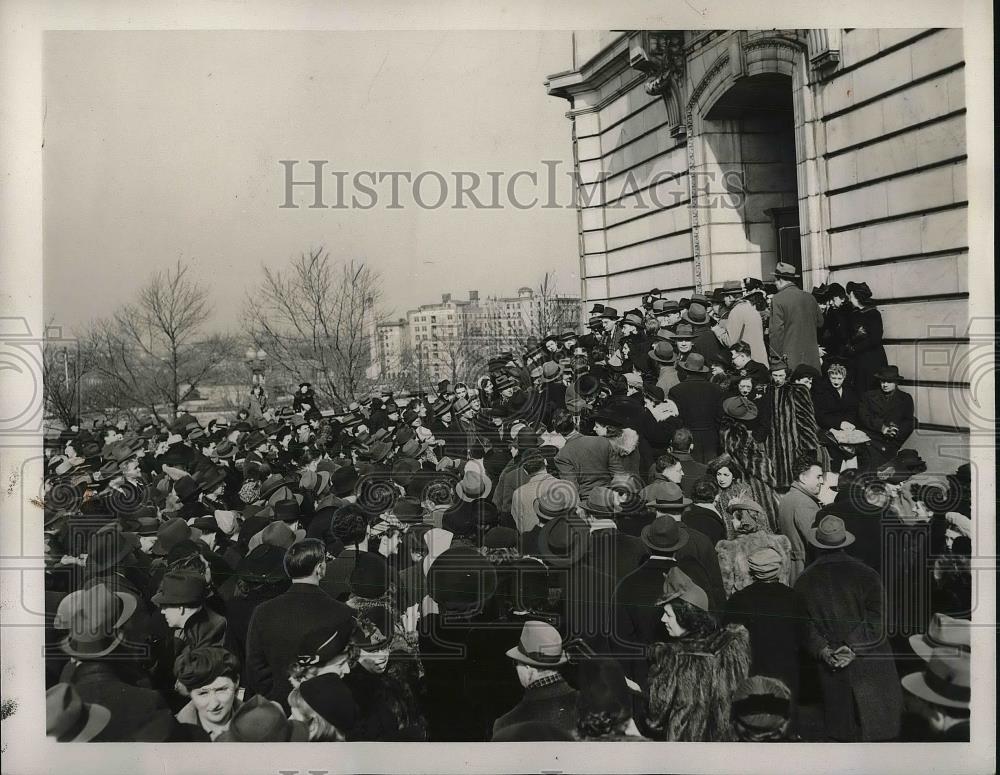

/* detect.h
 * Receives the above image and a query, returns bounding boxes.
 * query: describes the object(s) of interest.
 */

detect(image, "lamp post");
[244,347,267,387]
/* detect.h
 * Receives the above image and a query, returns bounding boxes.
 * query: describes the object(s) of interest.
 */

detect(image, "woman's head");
[661,597,718,639]
[575,660,635,738]
[173,647,241,726]
[707,453,738,489]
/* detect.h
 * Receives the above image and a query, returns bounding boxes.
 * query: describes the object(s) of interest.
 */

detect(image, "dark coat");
[61,659,172,742]
[812,378,860,430]
[843,305,888,392]
[681,503,728,546]
[672,450,708,496]
[858,387,915,451]
[691,327,732,369]
[816,494,886,576]
[588,526,647,583]
[769,284,823,372]
[491,678,580,740]
[553,434,619,500]
[419,613,524,742]
[724,580,802,699]
[675,525,727,612]
[794,551,903,741]
[668,375,724,463]
[245,583,354,709]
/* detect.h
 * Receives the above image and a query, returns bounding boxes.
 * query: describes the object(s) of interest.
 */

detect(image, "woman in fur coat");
[714,498,793,597]
[644,568,751,741]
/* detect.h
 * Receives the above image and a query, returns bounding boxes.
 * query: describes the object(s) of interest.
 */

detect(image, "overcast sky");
[43,30,579,335]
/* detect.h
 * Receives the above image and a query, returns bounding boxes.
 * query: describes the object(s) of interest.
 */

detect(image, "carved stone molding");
[629,31,688,136]
[806,29,842,71]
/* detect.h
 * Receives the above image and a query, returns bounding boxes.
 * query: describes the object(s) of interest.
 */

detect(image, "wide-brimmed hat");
[59,583,138,659]
[85,528,137,573]
[678,352,709,373]
[640,514,690,553]
[534,479,581,520]
[723,395,759,421]
[657,566,710,611]
[575,374,602,400]
[152,570,207,607]
[150,516,203,556]
[649,341,676,364]
[601,306,619,320]
[217,695,309,742]
[807,514,855,549]
[247,520,306,552]
[540,361,562,383]
[455,469,493,502]
[392,495,425,523]
[681,303,710,326]
[505,620,568,668]
[46,683,111,742]
[772,262,799,279]
[873,365,904,383]
[669,323,696,342]
[537,514,590,568]
[648,483,692,512]
[901,649,970,709]
[909,613,971,662]
[621,311,644,328]
[236,543,288,586]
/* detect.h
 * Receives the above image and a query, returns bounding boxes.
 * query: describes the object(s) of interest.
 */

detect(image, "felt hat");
[299,674,359,733]
[217,695,309,742]
[537,514,589,568]
[807,514,856,549]
[85,528,137,573]
[768,357,788,373]
[648,340,676,364]
[350,551,389,599]
[150,516,203,556]
[772,262,800,279]
[648,482,692,511]
[720,279,743,295]
[873,365,904,382]
[670,323,697,341]
[640,514,690,553]
[455,469,493,502]
[901,650,971,709]
[173,475,202,502]
[540,361,562,383]
[678,352,710,373]
[723,395,759,421]
[483,526,519,549]
[392,495,425,523]
[330,466,359,497]
[58,583,138,659]
[235,543,288,586]
[506,620,568,668]
[46,683,111,742]
[272,499,301,523]
[790,364,821,382]
[248,520,306,552]
[534,478,581,520]
[622,311,644,328]
[657,566,710,611]
[601,306,619,320]
[909,613,971,662]
[643,383,665,403]
[296,611,357,667]
[152,570,206,607]
[681,303,710,326]
[732,675,793,740]
[846,280,874,301]
[583,485,619,518]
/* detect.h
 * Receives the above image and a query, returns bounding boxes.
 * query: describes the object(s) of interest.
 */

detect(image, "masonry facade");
[545,29,969,470]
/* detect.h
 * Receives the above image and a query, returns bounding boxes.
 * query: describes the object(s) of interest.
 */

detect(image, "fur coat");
[607,427,641,478]
[645,623,751,741]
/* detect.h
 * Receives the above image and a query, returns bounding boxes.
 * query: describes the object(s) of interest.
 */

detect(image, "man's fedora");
[678,352,710,373]
[649,482,692,512]
[648,341,676,365]
[427,545,498,615]
[873,365,904,383]
[681,303,710,326]
[640,514,690,554]
[534,478,581,520]
[772,262,800,279]
[901,649,970,710]
[46,683,111,742]
[217,695,309,742]
[669,323,697,341]
[909,613,971,662]
[807,514,855,549]
[152,570,206,607]
[505,620,568,668]
[150,517,203,556]
[723,395,759,422]
[58,583,138,659]
[538,514,590,568]
[455,469,492,502]
[540,361,562,383]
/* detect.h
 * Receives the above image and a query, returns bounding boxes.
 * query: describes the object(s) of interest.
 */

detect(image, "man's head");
[152,570,206,630]
[283,538,327,582]
[793,456,824,496]
[730,342,751,369]
[827,362,847,389]
[655,452,684,484]
[691,476,719,505]
[670,428,694,454]
[521,449,546,477]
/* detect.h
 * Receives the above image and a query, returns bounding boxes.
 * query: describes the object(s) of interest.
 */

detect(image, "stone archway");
[684,32,826,290]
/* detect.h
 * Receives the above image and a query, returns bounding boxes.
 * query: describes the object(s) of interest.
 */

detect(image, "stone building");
[545,29,969,469]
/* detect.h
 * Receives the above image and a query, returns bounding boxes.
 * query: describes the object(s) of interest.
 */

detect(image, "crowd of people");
[43,263,974,743]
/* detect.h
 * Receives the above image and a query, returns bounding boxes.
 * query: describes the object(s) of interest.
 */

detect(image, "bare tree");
[85,261,234,422]
[42,326,95,429]
[244,248,382,407]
